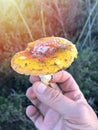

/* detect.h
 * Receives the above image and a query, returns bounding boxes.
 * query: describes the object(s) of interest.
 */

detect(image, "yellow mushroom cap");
[11,37,78,75]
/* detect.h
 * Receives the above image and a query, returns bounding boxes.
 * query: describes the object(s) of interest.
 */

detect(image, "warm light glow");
[0,0,81,73]
[0,0,14,12]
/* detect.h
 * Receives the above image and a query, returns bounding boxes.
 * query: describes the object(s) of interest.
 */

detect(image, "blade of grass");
[40,3,46,37]
[80,10,98,51]
[10,0,34,41]
[76,0,98,47]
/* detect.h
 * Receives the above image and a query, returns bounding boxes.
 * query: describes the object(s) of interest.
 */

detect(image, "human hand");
[26,70,98,130]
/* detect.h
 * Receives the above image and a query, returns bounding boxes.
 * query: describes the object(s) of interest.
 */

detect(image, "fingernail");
[36,83,47,94]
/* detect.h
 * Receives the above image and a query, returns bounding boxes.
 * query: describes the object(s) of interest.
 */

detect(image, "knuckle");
[44,88,61,105]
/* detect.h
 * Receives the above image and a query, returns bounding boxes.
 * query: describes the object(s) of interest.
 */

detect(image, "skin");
[26,70,98,130]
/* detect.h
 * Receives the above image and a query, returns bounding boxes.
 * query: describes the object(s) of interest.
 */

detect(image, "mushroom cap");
[11,37,78,75]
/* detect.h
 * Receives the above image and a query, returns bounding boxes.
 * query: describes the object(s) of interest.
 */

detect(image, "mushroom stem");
[39,74,53,85]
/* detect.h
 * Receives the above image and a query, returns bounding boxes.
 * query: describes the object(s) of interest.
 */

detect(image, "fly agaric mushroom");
[11,37,78,84]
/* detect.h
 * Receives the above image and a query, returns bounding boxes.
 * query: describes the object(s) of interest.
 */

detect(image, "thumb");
[32,81,76,116]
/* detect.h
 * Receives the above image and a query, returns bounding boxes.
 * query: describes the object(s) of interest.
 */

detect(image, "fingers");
[52,70,85,101]
[28,70,86,117]
[30,71,79,93]
[29,75,40,84]
[52,71,79,91]
[51,70,80,93]
[26,105,43,129]
[29,76,60,91]
[51,70,71,83]
[32,81,76,116]
[26,87,49,115]
[26,87,40,106]
[26,83,62,113]
[29,71,85,102]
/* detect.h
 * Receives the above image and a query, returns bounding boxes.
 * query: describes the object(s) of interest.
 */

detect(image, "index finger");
[51,70,85,101]
[51,70,79,90]
[29,75,40,84]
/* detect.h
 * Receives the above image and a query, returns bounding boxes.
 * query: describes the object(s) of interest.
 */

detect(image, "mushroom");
[11,37,78,84]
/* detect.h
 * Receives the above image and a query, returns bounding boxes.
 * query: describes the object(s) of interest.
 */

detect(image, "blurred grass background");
[0,0,98,130]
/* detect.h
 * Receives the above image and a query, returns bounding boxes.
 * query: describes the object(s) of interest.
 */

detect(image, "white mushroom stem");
[39,74,63,92]
[39,74,53,85]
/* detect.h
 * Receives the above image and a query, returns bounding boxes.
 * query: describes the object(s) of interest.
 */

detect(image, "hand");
[26,70,98,130]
